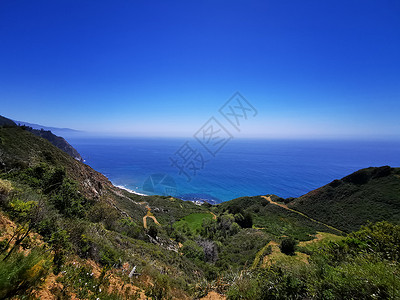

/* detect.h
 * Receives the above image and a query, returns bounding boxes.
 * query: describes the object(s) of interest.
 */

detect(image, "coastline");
[114,184,216,204]
[115,184,149,197]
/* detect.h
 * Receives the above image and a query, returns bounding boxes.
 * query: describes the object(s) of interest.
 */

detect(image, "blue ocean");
[68,137,400,203]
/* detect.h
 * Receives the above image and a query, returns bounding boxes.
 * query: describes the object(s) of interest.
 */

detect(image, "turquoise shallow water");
[68,137,400,203]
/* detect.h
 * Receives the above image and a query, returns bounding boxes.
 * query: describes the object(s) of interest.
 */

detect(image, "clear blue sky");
[1,1,399,139]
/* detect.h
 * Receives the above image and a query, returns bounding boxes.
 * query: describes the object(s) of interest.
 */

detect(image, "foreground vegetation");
[227,221,400,299]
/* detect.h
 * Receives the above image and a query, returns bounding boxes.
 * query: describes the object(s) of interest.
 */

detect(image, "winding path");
[143,206,160,229]
[209,212,217,220]
[261,195,343,234]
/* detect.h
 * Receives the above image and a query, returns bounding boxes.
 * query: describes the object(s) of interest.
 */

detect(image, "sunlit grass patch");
[0,179,12,195]
[174,213,213,233]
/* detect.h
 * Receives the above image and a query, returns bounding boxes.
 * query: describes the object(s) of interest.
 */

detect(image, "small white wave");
[115,185,148,196]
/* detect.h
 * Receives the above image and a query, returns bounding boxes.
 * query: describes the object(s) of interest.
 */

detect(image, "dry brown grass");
[0,179,12,195]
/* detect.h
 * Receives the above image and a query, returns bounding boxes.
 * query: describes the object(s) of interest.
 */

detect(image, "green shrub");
[309,255,400,299]
[145,274,172,300]
[49,229,71,274]
[37,209,60,239]
[343,169,370,185]
[0,239,8,252]
[227,267,308,300]
[148,224,158,239]
[88,200,118,229]
[280,238,297,256]
[117,217,142,239]
[227,274,259,300]
[0,248,51,299]
[43,167,66,193]
[350,221,400,261]
[182,240,204,261]
[8,199,36,221]
[50,179,86,218]
[99,245,120,267]
[234,212,251,228]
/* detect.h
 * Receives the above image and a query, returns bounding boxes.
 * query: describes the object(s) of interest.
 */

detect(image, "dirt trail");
[298,231,343,247]
[200,291,226,300]
[111,188,158,229]
[298,232,326,246]
[210,212,217,220]
[261,196,343,234]
[258,240,310,266]
[252,240,279,268]
[261,195,289,209]
[261,241,280,266]
[143,206,160,229]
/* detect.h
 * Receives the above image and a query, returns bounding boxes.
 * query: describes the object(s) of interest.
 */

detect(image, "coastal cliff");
[0,115,83,162]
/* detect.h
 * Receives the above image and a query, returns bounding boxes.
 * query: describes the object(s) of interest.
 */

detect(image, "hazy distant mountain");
[13,120,82,137]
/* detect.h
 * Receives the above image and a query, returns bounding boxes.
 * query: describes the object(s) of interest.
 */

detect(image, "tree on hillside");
[1,199,46,261]
[280,238,297,256]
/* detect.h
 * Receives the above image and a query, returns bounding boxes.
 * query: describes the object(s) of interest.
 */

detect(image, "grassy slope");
[174,212,213,232]
[288,166,400,232]
[217,196,341,241]
[0,126,111,200]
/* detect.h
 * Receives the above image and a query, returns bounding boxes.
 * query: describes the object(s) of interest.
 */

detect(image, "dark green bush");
[145,273,171,300]
[148,224,158,239]
[182,240,204,261]
[234,212,253,228]
[49,229,71,274]
[99,245,120,267]
[343,169,370,185]
[280,238,297,256]
[50,179,86,218]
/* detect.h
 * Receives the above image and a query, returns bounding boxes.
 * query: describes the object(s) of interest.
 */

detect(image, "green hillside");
[1,124,400,299]
[216,195,343,239]
[0,115,83,161]
[288,166,400,232]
